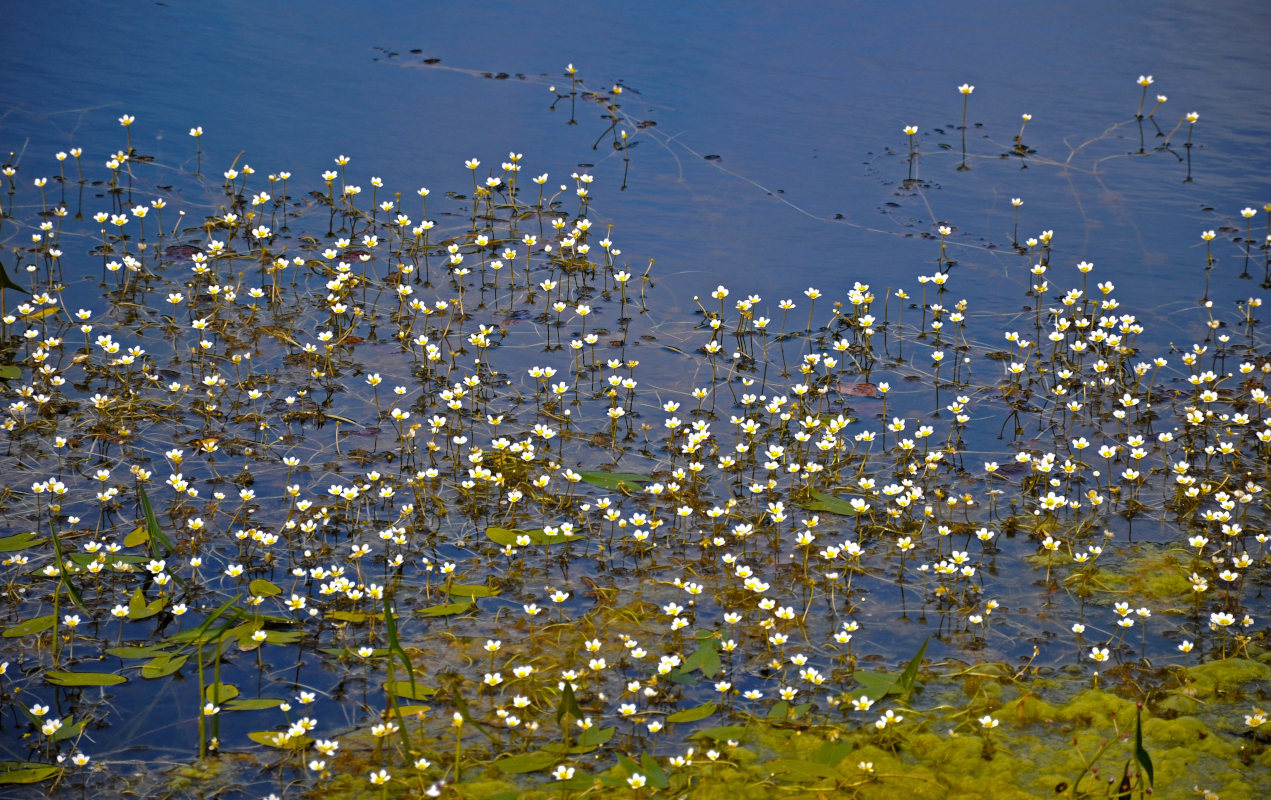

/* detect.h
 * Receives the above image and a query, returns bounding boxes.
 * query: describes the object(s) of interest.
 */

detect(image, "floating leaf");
[690,725,747,742]
[127,588,166,620]
[796,489,863,516]
[575,725,615,750]
[850,670,899,701]
[141,653,188,679]
[0,365,21,381]
[385,681,437,701]
[122,526,149,548]
[249,579,281,598]
[204,683,240,703]
[225,698,285,711]
[247,730,312,749]
[764,759,839,782]
[46,671,127,687]
[576,471,654,491]
[3,615,55,638]
[666,701,717,723]
[486,526,582,546]
[447,583,500,598]
[0,763,60,784]
[106,644,171,659]
[0,532,41,552]
[493,750,559,774]
[813,740,853,766]
[51,717,86,742]
[415,599,474,617]
[676,638,721,678]
[640,752,670,788]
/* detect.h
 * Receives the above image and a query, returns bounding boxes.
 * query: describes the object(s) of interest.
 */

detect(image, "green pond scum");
[0,67,1269,800]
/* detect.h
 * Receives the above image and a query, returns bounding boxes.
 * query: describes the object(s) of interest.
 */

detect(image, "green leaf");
[247,730,312,749]
[46,671,127,687]
[204,683,240,703]
[3,615,55,638]
[813,740,853,766]
[447,582,500,595]
[0,261,30,294]
[1135,705,1154,788]
[51,717,86,742]
[249,579,281,598]
[127,588,166,620]
[897,636,930,699]
[676,639,721,678]
[493,750,559,774]
[576,471,654,491]
[851,670,900,701]
[327,610,369,622]
[0,532,41,552]
[766,700,790,720]
[795,488,863,516]
[0,763,60,784]
[575,725,615,750]
[415,599,474,617]
[225,698,285,711]
[106,644,171,659]
[385,681,437,701]
[485,526,582,546]
[690,725,747,742]
[140,653,188,679]
[123,526,149,549]
[0,365,21,381]
[639,752,670,788]
[137,485,174,554]
[556,681,584,724]
[666,701,717,723]
[763,759,840,782]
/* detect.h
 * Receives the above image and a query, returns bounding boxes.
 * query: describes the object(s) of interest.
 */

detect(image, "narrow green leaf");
[0,763,60,784]
[140,653,188,679]
[690,725,747,741]
[446,583,500,598]
[639,752,670,788]
[1135,705,1154,787]
[137,485,174,554]
[666,701,717,723]
[415,599,473,617]
[851,670,899,701]
[385,681,437,701]
[45,671,127,687]
[225,698,285,711]
[897,636,930,699]
[3,615,55,638]
[247,730,312,749]
[795,488,862,516]
[0,532,41,552]
[106,644,172,659]
[764,759,840,782]
[493,750,559,774]
[576,471,654,491]
[249,579,281,598]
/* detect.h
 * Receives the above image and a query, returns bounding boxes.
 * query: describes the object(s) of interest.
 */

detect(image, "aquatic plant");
[0,66,1268,800]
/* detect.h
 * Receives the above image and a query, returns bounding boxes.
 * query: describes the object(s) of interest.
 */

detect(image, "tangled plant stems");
[0,72,1268,799]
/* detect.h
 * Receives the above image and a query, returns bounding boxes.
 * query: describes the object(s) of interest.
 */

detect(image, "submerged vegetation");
[1,68,1269,799]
